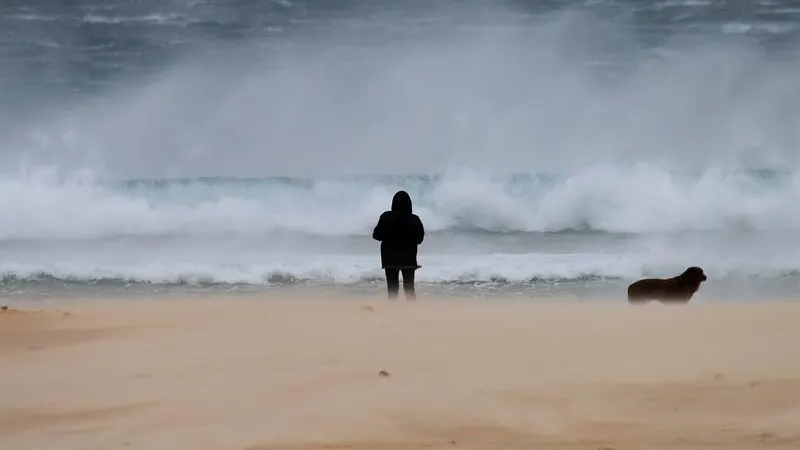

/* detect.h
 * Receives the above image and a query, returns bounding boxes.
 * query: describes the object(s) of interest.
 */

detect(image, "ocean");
[1,0,800,301]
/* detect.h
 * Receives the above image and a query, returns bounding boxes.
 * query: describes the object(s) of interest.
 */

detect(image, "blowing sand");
[1,296,799,449]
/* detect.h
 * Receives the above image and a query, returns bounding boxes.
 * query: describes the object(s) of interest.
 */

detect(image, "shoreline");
[4,290,799,307]
[3,273,799,303]
[2,297,799,449]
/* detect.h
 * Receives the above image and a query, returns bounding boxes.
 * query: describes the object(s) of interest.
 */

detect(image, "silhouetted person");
[372,190,425,299]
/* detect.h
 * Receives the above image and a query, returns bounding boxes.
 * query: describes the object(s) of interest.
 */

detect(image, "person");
[372,190,425,299]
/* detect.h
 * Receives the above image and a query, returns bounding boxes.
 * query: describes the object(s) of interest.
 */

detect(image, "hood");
[391,190,413,214]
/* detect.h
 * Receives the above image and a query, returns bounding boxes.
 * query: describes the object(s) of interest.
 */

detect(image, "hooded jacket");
[372,190,425,269]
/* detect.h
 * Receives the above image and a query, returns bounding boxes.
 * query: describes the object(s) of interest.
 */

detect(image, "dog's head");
[680,266,707,284]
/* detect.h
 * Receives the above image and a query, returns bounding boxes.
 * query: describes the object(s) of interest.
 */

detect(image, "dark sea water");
[1,0,800,301]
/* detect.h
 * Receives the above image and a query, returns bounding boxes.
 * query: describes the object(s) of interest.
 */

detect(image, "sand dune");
[2,297,799,449]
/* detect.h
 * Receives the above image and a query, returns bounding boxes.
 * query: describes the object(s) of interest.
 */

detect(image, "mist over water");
[1,0,800,299]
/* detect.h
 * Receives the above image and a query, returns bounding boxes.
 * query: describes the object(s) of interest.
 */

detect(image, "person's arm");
[414,215,425,245]
[372,213,387,241]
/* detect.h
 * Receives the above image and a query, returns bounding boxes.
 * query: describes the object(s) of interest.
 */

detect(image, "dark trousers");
[384,268,416,299]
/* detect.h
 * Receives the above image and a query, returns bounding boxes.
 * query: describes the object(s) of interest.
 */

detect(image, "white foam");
[81,13,187,25]
[2,248,800,285]
[0,167,799,241]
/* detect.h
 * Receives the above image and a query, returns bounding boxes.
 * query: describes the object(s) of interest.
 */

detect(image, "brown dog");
[627,266,707,304]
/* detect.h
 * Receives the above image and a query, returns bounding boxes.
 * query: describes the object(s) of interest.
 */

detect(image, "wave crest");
[0,167,798,240]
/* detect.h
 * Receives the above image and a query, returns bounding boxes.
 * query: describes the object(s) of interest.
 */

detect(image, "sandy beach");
[1,296,799,449]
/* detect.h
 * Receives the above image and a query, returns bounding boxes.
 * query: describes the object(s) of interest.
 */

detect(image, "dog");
[627,266,707,304]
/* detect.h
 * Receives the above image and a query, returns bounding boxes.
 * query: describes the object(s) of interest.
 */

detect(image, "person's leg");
[385,268,400,299]
[401,268,416,300]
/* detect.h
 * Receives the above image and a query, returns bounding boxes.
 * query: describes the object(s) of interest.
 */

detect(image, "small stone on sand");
[378,370,390,377]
